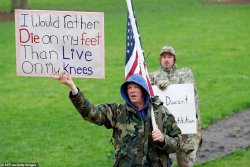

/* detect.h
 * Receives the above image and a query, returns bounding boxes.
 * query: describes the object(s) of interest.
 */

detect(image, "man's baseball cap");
[160,45,176,56]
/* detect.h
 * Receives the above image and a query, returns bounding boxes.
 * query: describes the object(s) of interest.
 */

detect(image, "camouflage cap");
[160,45,176,56]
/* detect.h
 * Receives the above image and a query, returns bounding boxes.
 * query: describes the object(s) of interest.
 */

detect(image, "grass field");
[1,0,250,166]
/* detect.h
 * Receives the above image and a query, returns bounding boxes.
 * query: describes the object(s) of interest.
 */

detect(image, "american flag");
[125,6,154,96]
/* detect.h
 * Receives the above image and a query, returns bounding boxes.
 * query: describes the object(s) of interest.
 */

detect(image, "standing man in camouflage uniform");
[54,72,181,167]
[149,45,202,167]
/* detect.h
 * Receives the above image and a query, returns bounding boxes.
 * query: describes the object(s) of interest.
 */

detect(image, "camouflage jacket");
[70,90,181,167]
[149,66,202,151]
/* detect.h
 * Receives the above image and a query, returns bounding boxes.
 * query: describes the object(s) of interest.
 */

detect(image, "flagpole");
[151,108,158,130]
[126,0,157,131]
[126,0,143,57]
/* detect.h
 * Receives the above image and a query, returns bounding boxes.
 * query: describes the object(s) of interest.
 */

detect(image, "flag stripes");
[125,5,154,96]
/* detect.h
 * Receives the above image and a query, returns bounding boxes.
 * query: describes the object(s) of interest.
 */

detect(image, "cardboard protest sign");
[153,84,197,134]
[15,9,104,78]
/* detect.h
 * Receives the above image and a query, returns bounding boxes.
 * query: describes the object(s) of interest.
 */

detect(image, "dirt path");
[196,109,250,163]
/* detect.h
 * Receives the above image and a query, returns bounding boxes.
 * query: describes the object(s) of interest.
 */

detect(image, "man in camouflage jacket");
[54,72,181,167]
[149,45,202,167]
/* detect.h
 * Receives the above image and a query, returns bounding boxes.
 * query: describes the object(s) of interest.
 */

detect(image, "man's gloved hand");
[157,80,170,90]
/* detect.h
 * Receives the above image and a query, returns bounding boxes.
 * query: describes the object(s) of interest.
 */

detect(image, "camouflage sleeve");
[181,67,195,84]
[159,106,182,153]
[69,89,116,129]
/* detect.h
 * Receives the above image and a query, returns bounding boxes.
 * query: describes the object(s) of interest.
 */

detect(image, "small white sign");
[153,84,197,134]
[15,9,105,78]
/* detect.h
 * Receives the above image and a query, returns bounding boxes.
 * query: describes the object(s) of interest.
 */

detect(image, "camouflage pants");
[176,122,202,167]
[175,131,202,167]
[175,149,197,167]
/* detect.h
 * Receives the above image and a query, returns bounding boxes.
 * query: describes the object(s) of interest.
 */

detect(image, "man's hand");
[157,80,170,90]
[152,128,165,144]
[52,71,78,95]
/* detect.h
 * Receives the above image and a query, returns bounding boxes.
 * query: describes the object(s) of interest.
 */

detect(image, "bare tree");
[10,0,29,13]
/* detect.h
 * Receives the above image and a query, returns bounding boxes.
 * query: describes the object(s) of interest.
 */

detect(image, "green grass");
[195,147,250,167]
[1,0,250,166]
